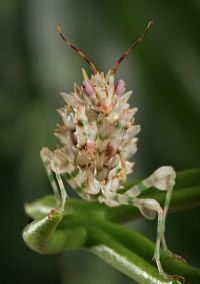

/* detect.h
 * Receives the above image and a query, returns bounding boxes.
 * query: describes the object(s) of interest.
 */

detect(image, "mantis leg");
[40,148,60,205]
[124,166,175,251]
[53,161,68,213]
[23,149,84,254]
[40,148,68,213]
[100,166,176,277]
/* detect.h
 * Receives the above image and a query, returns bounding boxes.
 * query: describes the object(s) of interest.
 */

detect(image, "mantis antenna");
[56,25,97,74]
[111,21,154,75]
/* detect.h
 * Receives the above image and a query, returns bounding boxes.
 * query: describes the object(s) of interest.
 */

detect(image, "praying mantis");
[23,21,183,281]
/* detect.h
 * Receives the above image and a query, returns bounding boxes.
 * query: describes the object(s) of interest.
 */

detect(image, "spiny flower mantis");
[23,21,180,280]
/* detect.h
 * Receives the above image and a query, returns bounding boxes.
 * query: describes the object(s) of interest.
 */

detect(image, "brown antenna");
[111,21,154,75]
[56,25,97,74]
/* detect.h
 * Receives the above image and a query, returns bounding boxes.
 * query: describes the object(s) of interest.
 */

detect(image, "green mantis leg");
[53,161,68,213]
[40,148,60,205]
[100,166,176,277]
[124,166,175,253]
[40,148,68,213]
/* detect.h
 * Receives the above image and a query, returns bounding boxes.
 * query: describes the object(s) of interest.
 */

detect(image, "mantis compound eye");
[81,80,95,97]
[114,79,126,97]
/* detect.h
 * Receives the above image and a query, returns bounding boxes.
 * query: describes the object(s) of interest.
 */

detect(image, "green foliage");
[23,168,200,284]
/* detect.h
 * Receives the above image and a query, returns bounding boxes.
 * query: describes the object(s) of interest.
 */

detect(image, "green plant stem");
[89,216,200,284]
[24,168,200,284]
[90,229,169,284]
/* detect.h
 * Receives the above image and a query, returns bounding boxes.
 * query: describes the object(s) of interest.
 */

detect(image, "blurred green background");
[1,0,200,283]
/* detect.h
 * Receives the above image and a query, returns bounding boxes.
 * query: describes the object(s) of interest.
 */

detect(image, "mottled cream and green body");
[40,69,175,278]
[41,70,139,203]
[24,22,177,279]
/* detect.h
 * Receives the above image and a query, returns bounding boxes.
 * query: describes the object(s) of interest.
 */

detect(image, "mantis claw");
[169,274,185,283]
[47,208,57,220]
